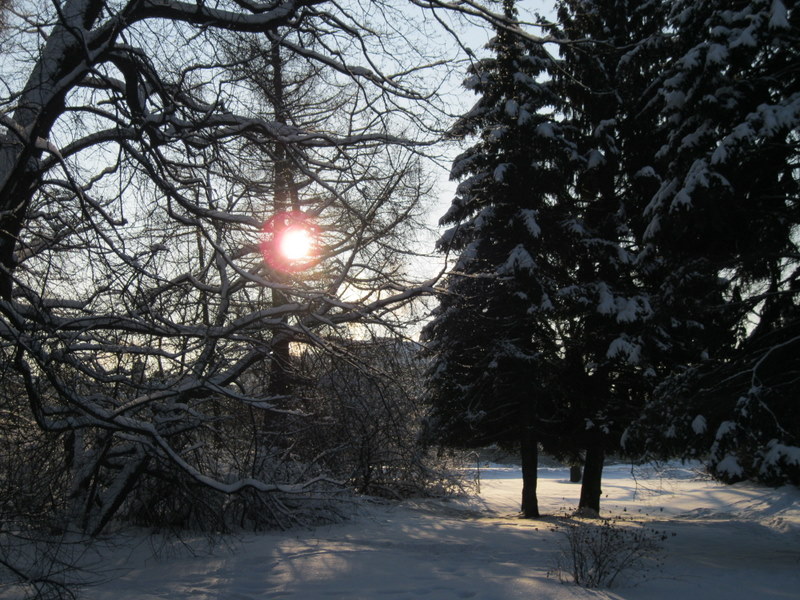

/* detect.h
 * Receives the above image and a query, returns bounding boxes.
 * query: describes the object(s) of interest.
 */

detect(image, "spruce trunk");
[520,427,539,518]
[578,445,604,514]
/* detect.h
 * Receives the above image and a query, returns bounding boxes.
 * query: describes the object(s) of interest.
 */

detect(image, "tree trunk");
[265,39,298,406]
[520,426,539,518]
[0,0,107,300]
[267,323,292,399]
[578,445,604,514]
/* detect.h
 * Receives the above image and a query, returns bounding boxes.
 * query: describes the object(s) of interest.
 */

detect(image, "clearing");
[83,463,800,599]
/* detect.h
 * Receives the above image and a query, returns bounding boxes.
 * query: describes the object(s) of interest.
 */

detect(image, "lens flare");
[261,211,319,272]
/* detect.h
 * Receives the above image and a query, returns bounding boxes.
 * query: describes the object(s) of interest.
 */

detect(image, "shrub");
[550,517,669,588]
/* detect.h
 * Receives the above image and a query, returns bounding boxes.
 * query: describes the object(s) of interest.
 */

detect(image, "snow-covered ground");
[81,463,800,600]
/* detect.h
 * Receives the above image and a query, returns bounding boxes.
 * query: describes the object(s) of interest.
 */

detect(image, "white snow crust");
[60,462,800,600]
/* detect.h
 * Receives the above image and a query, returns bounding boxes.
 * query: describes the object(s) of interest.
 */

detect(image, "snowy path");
[84,464,800,600]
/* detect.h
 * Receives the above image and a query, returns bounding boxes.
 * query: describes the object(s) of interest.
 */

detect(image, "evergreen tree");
[529,0,668,513]
[627,0,800,485]
[423,0,572,518]
[424,0,669,515]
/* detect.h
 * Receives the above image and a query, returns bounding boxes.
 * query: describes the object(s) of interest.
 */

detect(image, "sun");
[261,211,319,272]
[278,225,314,261]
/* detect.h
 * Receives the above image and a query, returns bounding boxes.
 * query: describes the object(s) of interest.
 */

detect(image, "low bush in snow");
[550,516,669,588]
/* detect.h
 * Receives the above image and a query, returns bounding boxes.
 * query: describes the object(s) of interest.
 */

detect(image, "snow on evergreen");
[629,0,799,487]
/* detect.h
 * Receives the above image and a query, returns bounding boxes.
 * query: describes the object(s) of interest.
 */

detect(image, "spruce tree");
[530,0,669,513]
[423,0,572,518]
[425,0,670,515]
[628,0,800,485]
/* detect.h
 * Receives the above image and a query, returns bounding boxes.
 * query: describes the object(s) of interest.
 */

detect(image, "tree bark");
[520,426,539,518]
[266,39,297,405]
[578,444,604,514]
[267,317,292,399]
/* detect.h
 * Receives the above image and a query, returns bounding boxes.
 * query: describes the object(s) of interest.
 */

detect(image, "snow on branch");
[133,0,322,32]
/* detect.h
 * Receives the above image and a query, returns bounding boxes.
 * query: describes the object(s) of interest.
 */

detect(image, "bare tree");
[0,0,455,543]
[296,333,464,499]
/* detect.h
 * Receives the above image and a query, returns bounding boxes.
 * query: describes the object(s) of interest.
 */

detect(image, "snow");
[678,47,702,70]
[539,293,554,311]
[762,441,800,472]
[729,26,758,49]
[535,122,556,138]
[455,173,489,196]
[488,126,508,141]
[716,420,737,439]
[606,336,642,364]
[691,415,707,435]
[633,166,656,180]
[498,244,537,275]
[705,44,729,65]
[586,149,605,169]
[519,208,541,238]
[770,0,790,29]
[505,99,519,118]
[593,119,616,138]
[716,455,744,479]
[494,163,511,182]
[473,206,495,230]
[595,284,648,323]
[73,462,800,600]
[757,96,800,136]
[597,283,616,314]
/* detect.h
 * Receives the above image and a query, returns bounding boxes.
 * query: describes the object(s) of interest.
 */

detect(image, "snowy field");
[80,463,799,600]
